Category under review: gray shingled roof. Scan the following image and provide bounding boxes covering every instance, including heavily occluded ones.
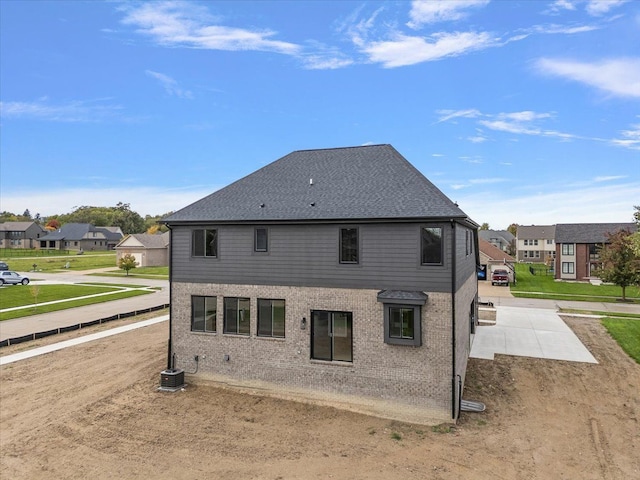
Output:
[555,223,636,243]
[163,145,471,224]
[478,230,514,243]
[122,233,170,248]
[40,223,123,242]
[516,225,555,240]
[0,222,40,232]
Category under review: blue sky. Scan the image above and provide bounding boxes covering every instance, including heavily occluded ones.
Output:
[1,0,638,228]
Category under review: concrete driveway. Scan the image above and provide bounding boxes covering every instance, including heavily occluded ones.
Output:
[471,305,598,364]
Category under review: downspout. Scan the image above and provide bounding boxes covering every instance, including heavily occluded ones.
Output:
[450,220,457,420]
[166,224,174,370]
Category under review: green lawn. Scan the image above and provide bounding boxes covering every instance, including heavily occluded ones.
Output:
[0,283,154,321]
[1,251,116,273]
[602,318,640,364]
[89,266,169,279]
[510,264,640,303]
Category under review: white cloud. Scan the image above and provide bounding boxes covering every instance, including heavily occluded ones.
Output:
[455,182,640,227]
[585,0,629,16]
[120,1,301,55]
[436,109,482,123]
[363,31,497,67]
[536,57,640,98]
[0,98,123,122]
[594,175,628,182]
[407,0,490,28]
[0,186,218,218]
[610,122,640,150]
[145,70,193,98]
[468,135,487,143]
[547,0,628,16]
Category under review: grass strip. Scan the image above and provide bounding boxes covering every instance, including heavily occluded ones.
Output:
[601,318,640,364]
[0,290,151,321]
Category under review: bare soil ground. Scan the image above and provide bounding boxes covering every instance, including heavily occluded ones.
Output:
[1,316,638,480]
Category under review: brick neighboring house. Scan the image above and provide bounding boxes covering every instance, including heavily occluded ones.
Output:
[162,144,480,425]
[555,223,637,281]
[115,232,169,267]
[0,222,46,249]
[516,225,556,264]
[39,223,123,251]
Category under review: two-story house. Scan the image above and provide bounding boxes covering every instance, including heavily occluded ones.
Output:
[478,229,514,253]
[555,223,637,281]
[516,225,556,265]
[162,145,479,425]
[0,221,46,249]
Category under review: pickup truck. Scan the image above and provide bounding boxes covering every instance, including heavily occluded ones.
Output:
[491,269,510,286]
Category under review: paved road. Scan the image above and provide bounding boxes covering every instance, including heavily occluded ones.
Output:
[0,270,169,341]
[1,275,638,342]
[478,281,640,315]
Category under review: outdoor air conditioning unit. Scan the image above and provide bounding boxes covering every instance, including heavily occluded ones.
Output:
[159,368,185,391]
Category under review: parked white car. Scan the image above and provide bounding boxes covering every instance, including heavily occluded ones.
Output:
[0,271,30,286]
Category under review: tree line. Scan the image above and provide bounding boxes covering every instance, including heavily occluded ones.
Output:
[0,203,172,235]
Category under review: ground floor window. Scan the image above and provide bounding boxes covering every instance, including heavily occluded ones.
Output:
[562,262,574,274]
[311,310,352,362]
[191,296,216,333]
[257,299,285,337]
[384,305,422,346]
[224,297,250,335]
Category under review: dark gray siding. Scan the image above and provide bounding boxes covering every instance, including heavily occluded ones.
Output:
[171,222,454,292]
[455,223,478,290]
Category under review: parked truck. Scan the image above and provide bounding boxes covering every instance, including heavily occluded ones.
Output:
[491,268,510,286]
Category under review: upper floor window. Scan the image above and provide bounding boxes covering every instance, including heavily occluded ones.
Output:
[561,243,575,255]
[255,228,268,252]
[257,299,285,337]
[421,227,443,265]
[193,229,217,257]
[340,228,358,264]
[546,239,553,245]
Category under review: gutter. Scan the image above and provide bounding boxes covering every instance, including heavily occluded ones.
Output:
[450,219,457,420]
[166,224,174,370]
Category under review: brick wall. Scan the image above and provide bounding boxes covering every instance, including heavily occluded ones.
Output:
[171,282,458,424]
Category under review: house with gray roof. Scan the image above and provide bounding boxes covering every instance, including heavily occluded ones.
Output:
[0,221,46,249]
[115,232,169,267]
[39,223,123,251]
[516,225,556,264]
[478,229,514,253]
[555,222,637,280]
[162,144,479,425]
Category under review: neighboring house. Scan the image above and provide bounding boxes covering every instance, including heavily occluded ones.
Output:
[162,144,479,425]
[39,223,123,251]
[555,223,637,281]
[516,225,556,264]
[478,229,514,253]
[0,222,46,249]
[115,232,169,267]
[478,239,516,282]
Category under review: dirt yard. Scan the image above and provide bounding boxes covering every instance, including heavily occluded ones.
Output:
[1,316,638,480]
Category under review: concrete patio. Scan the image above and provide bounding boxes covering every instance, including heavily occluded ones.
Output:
[471,305,598,364]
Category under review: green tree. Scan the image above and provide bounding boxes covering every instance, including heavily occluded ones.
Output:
[595,229,640,301]
[118,253,138,276]
[480,222,490,230]
[632,206,640,256]
[507,223,518,236]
